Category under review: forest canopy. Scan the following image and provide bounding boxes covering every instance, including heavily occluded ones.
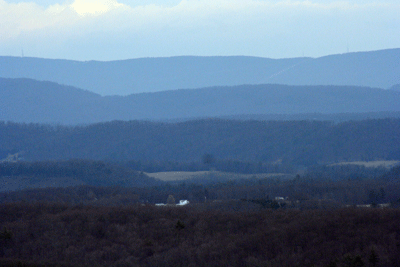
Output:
[1,118,399,165]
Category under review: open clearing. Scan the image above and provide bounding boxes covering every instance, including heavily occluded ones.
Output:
[330,160,400,168]
[145,171,211,181]
[145,171,292,182]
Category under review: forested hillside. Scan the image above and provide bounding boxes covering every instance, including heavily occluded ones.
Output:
[0,160,162,192]
[2,78,400,124]
[220,111,400,123]
[1,118,399,165]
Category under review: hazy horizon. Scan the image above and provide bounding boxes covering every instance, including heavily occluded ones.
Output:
[1,0,399,61]
[2,48,399,62]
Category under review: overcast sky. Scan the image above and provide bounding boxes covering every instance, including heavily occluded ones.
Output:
[1,0,399,61]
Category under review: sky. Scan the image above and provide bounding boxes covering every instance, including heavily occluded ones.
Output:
[1,0,399,61]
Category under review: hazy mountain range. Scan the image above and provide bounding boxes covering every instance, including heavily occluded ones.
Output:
[1,78,400,125]
[1,48,399,96]
[390,84,400,91]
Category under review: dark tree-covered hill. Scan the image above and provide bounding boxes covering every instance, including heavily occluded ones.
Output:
[1,119,399,165]
[0,160,163,192]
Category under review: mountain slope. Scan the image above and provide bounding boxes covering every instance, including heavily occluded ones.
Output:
[267,48,400,89]
[1,48,399,95]
[0,56,306,95]
[0,78,107,124]
[1,78,400,124]
[390,84,400,91]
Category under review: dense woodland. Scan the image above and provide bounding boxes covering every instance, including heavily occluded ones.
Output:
[0,160,162,189]
[220,111,400,123]
[1,118,400,165]
[1,203,400,266]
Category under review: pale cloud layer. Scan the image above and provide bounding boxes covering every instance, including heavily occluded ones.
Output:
[1,0,399,60]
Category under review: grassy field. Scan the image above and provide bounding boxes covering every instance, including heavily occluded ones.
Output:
[330,160,400,168]
[145,171,292,182]
[145,171,210,181]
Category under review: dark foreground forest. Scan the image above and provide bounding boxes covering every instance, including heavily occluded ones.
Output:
[1,203,400,267]
[0,165,399,266]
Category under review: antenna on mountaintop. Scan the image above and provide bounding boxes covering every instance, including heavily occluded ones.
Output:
[21,49,24,57]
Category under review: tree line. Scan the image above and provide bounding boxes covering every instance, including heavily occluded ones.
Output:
[1,163,399,206]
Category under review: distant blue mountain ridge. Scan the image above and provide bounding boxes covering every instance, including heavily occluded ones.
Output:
[0,48,399,95]
[390,84,400,91]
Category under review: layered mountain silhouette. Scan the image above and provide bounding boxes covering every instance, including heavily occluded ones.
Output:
[1,78,400,125]
[266,49,400,89]
[390,84,400,91]
[1,48,399,95]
